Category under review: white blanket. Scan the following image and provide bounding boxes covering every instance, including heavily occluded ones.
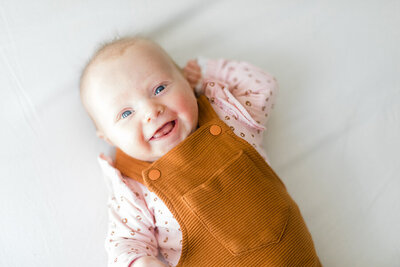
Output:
[1,0,399,266]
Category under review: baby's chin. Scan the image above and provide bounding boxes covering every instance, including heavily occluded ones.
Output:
[120,151,159,163]
[119,121,198,162]
[118,141,180,163]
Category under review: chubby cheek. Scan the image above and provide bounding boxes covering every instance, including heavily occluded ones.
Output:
[174,91,198,130]
[113,125,150,155]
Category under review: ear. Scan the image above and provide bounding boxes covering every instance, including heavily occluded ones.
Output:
[96,130,114,146]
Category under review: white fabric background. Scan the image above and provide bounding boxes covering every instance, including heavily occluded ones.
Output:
[1,0,399,266]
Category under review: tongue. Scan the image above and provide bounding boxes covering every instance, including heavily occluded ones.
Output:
[153,121,174,139]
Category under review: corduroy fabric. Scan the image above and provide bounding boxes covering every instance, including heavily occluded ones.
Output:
[115,94,321,266]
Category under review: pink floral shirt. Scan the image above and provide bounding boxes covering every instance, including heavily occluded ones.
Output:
[98,58,279,266]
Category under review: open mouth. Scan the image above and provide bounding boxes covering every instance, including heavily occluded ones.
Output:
[149,120,177,141]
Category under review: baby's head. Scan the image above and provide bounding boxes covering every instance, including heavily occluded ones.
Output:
[80,37,198,162]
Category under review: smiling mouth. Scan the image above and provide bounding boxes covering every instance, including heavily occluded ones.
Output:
[150,120,176,141]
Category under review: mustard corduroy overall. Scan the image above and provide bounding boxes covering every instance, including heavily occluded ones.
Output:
[115,94,321,266]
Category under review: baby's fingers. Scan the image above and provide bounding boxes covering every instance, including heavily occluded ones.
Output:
[185,59,201,71]
[183,69,200,81]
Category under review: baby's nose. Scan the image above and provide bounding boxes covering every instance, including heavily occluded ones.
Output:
[145,106,164,123]
[146,109,163,122]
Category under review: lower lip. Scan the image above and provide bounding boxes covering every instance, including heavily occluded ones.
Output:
[149,120,178,142]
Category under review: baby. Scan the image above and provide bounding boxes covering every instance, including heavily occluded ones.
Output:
[80,37,321,267]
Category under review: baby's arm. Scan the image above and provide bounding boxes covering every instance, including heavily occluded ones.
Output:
[184,58,279,128]
[99,156,166,267]
[105,193,167,267]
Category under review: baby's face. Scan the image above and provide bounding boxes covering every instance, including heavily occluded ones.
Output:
[86,41,198,162]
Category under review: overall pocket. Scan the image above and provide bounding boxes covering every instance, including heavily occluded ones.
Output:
[182,149,290,256]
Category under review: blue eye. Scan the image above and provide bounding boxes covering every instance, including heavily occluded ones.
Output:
[155,85,165,95]
[121,110,132,119]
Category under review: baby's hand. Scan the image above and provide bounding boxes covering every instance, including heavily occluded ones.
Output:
[131,256,168,267]
[183,59,202,89]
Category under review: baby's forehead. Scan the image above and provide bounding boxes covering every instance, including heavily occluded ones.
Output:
[94,45,175,84]
[83,38,180,101]
[87,42,177,96]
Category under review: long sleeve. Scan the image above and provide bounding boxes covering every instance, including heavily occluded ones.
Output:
[196,58,279,130]
[194,58,279,164]
[98,156,160,267]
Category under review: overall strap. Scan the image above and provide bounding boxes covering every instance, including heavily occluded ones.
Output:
[197,94,220,126]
